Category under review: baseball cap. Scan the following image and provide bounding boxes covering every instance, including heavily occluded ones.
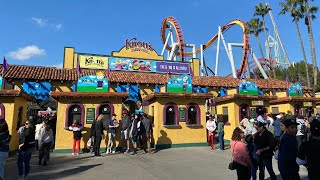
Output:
[283,116,298,128]
[276,115,281,119]
[249,118,255,123]
[122,110,128,114]
[257,116,266,124]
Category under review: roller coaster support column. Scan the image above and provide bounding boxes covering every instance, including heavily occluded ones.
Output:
[161,28,172,56]
[200,44,204,76]
[220,30,236,78]
[168,43,179,60]
[215,26,222,76]
[185,44,196,58]
[227,43,242,78]
[250,49,268,79]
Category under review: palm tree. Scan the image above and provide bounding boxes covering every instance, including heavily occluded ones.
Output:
[300,0,318,86]
[279,0,311,87]
[254,3,276,78]
[247,18,270,77]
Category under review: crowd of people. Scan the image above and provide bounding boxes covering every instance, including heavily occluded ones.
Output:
[230,112,320,180]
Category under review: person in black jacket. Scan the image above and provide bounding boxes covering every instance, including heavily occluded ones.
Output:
[90,114,105,157]
[254,121,277,180]
[129,114,139,155]
[17,120,36,180]
[0,118,10,180]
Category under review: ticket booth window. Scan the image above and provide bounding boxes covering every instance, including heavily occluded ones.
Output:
[187,104,200,125]
[294,104,302,116]
[240,104,249,120]
[67,105,82,127]
[164,103,178,125]
[99,104,112,129]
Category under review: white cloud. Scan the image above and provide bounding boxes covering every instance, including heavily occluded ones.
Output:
[8,45,46,61]
[55,24,62,31]
[31,17,62,31]
[52,63,63,69]
[31,17,47,27]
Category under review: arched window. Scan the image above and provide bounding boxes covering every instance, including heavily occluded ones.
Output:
[65,103,84,127]
[186,103,200,125]
[163,103,178,125]
[96,103,114,129]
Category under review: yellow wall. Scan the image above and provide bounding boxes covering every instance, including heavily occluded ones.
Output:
[189,58,200,77]
[276,91,287,98]
[149,98,207,145]
[52,82,74,92]
[139,84,155,99]
[55,97,123,151]
[216,101,238,140]
[227,89,238,95]
[63,47,75,69]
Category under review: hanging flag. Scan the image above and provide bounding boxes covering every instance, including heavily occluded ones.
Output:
[254,70,257,82]
[77,60,82,78]
[286,74,290,84]
[2,57,9,72]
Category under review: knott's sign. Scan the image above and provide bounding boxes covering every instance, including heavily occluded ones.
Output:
[79,55,108,69]
[125,38,153,54]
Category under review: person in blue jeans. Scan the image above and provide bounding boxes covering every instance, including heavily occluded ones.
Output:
[17,120,35,180]
[0,118,11,180]
[216,118,224,150]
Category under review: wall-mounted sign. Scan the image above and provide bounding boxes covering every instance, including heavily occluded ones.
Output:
[22,82,51,101]
[79,55,108,69]
[125,38,153,54]
[239,79,259,95]
[167,74,192,93]
[108,57,190,74]
[77,72,108,92]
[252,100,264,106]
[86,108,95,124]
[303,102,312,107]
[288,82,303,97]
[179,107,186,122]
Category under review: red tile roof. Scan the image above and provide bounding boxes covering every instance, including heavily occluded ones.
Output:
[143,93,214,102]
[1,64,312,91]
[270,97,320,104]
[0,90,35,101]
[214,94,278,103]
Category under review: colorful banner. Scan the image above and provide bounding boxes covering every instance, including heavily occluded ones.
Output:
[108,58,190,74]
[79,55,108,69]
[156,61,190,74]
[288,82,303,97]
[109,58,156,71]
[22,82,51,101]
[239,79,259,95]
[77,72,108,92]
[167,74,192,93]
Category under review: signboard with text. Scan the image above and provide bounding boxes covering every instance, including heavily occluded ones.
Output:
[79,55,108,69]
[86,108,95,124]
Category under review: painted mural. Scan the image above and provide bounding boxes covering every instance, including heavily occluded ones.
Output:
[77,72,108,92]
[22,82,51,101]
[288,82,303,97]
[0,76,2,90]
[167,74,192,93]
[239,79,259,95]
[108,58,190,74]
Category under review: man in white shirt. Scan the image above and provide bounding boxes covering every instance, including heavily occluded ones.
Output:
[35,119,44,151]
[296,115,307,148]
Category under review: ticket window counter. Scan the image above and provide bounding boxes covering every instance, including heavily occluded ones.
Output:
[99,104,112,123]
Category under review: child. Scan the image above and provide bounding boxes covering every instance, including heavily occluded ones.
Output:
[245,134,259,180]
[68,120,83,155]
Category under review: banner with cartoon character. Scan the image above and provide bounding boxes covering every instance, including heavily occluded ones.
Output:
[167,74,192,93]
[77,71,108,92]
[108,58,156,72]
[108,58,190,74]
[239,79,259,95]
[288,82,303,97]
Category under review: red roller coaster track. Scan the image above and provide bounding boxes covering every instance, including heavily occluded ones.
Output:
[161,16,250,78]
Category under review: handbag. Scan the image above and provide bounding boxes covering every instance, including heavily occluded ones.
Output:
[228,142,238,170]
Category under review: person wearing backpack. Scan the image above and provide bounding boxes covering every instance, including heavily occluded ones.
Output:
[0,118,11,180]
[296,115,307,148]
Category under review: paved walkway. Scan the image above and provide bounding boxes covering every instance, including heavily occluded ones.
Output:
[5,147,308,180]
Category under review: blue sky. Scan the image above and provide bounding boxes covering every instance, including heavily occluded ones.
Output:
[0,0,318,76]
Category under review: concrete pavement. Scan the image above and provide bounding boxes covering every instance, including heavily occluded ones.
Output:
[5,147,308,180]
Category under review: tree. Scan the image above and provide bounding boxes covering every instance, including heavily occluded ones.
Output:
[254,3,276,78]
[247,18,270,77]
[299,0,318,86]
[279,0,311,87]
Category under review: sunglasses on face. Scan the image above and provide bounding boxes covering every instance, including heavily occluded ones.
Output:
[25,123,29,125]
